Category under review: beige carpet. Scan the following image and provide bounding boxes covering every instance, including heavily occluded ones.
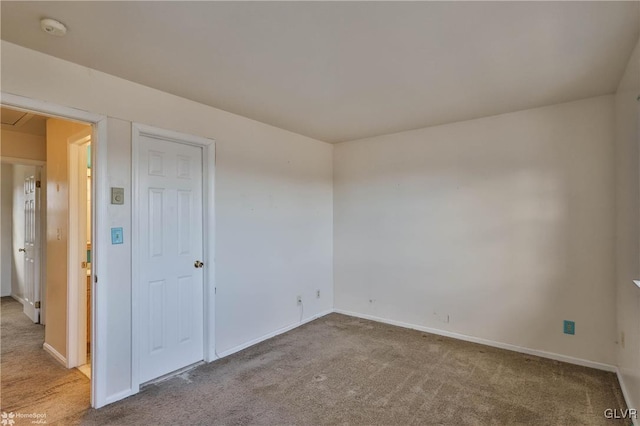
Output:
[1,297,90,423]
[1,297,630,425]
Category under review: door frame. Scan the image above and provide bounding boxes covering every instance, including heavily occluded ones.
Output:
[67,128,92,368]
[131,123,216,392]
[1,92,108,408]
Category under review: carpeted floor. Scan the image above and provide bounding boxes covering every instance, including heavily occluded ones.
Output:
[1,296,630,425]
[1,297,90,423]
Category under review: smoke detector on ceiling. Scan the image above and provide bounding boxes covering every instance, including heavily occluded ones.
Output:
[40,18,67,37]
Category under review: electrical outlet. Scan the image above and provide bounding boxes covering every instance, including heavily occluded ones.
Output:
[563,320,575,335]
[316,290,321,298]
[297,296,302,306]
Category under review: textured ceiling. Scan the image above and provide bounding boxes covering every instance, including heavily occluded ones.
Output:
[1,1,638,143]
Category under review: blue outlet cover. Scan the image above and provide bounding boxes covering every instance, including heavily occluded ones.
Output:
[563,320,575,335]
[111,227,124,245]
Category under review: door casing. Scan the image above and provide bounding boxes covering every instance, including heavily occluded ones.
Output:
[1,92,108,408]
[67,128,92,368]
[131,123,216,392]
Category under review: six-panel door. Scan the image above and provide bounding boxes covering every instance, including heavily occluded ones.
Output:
[138,135,205,383]
[23,173,40,323]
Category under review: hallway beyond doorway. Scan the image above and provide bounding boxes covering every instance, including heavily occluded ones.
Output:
[0,297,89,422]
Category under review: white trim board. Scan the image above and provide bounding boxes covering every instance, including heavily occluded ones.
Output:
[10,294,26,306]
[104,389,136,406]
[617,369,639,425]
[66,129,92,370]
[1,92,104,124]
[333,309,617,372]
[131,123,216,393]
[0,157,46,166]
[216,309,334,359]
[43,343,66,366]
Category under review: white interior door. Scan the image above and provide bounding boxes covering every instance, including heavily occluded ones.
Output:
[138,135,204,383]
[23,172,41,323]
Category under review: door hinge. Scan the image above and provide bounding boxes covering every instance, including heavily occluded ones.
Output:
[35,301,41,308]
[35,180,41,188]
[94,275,98,283]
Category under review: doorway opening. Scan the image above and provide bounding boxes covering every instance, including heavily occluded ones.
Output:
[68,128,92,379]
[0,105,95,407]
[2,161,44,321]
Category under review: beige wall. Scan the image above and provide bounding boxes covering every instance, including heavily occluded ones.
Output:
[44,118,91,358]
[334,95,617,366]
[1,129,46,161]
[1,164,13,296]
[615,36,640,410]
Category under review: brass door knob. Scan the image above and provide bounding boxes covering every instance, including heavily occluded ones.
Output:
[194,260,204,268]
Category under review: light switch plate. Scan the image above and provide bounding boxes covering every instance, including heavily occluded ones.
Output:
[111,187,124,205]
[111,227,123,245]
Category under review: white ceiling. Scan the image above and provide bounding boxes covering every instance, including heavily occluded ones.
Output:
[1,2,638,143]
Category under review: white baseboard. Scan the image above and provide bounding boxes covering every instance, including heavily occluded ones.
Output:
[616,369,638,425]
[11,294,25,305]
[43,342,66,366]
[103,310,333,409]
[334,309,617,372]
[103,389,135,406]
[216,309,334,359]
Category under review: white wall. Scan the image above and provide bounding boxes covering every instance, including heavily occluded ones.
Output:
[3,35,628,407]
[215,123,334,353]
[1,164,13,297]
[615,36,640,410]
[334,95,616,366]
[1,41,333,404]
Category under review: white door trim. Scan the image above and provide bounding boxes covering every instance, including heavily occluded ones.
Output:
[1,157,46,166]
[67,129,91,368]
[1,91,108,408]
[131,123,216,392]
